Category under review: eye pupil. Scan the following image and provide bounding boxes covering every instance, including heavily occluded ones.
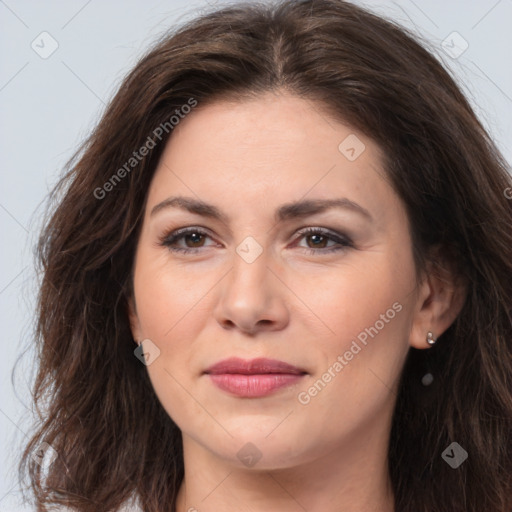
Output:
[308,234,327,248]
[186,232,204,246]
[162,227,348,255]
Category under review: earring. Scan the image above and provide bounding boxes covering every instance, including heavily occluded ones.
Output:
[426,331,437,346]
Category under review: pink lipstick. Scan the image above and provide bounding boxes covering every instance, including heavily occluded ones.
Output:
[204,357,307,398]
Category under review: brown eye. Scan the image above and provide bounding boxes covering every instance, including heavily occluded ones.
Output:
[305,233,329,249]
[182,231,206,247]
[295,227,353,255]
[159,227,215,253]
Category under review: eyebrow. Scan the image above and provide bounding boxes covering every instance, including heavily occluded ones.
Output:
[150,196,373,223]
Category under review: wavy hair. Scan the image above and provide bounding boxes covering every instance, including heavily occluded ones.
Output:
[19,1,512,511]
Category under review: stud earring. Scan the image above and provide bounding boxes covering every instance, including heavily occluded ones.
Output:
[426,331,437,346]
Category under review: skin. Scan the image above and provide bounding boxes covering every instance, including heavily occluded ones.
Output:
[128,91,465,512]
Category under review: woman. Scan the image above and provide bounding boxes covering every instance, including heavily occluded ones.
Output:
[20,0,512,511]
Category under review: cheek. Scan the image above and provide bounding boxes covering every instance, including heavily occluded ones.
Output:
[132,247,212,341]
[131,251,213,405]
[301,250,414,349]
[131,251,209,420]
[299,248,415,408]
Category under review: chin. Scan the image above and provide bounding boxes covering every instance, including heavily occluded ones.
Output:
[195,422,317,470]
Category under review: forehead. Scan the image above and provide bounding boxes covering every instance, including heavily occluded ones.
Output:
[144,92,401,227]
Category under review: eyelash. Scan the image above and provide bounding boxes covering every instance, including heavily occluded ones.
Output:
[158,226,353,255]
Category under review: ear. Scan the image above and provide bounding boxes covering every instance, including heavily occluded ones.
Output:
[126,295,143,344]
[409,246,467,349]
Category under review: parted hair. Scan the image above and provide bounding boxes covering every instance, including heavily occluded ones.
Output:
[19,1,512,511]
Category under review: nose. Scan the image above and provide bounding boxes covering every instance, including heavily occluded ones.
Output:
[213,246,290,335]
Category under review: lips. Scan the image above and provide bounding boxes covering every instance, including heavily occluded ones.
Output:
[204,357,307,398]
[204,357,307,376]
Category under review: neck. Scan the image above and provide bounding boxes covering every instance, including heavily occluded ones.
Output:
[175,426,395,512]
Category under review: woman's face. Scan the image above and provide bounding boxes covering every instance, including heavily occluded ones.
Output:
[129,92,425,470]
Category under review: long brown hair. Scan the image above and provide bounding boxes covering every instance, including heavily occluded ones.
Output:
[19,1,512,510]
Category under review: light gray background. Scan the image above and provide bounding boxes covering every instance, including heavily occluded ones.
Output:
[1,0,511,510]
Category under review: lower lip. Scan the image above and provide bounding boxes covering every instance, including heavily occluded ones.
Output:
[207,373,305,398]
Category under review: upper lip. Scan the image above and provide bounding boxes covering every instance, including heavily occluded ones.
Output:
[204,357,307,375]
